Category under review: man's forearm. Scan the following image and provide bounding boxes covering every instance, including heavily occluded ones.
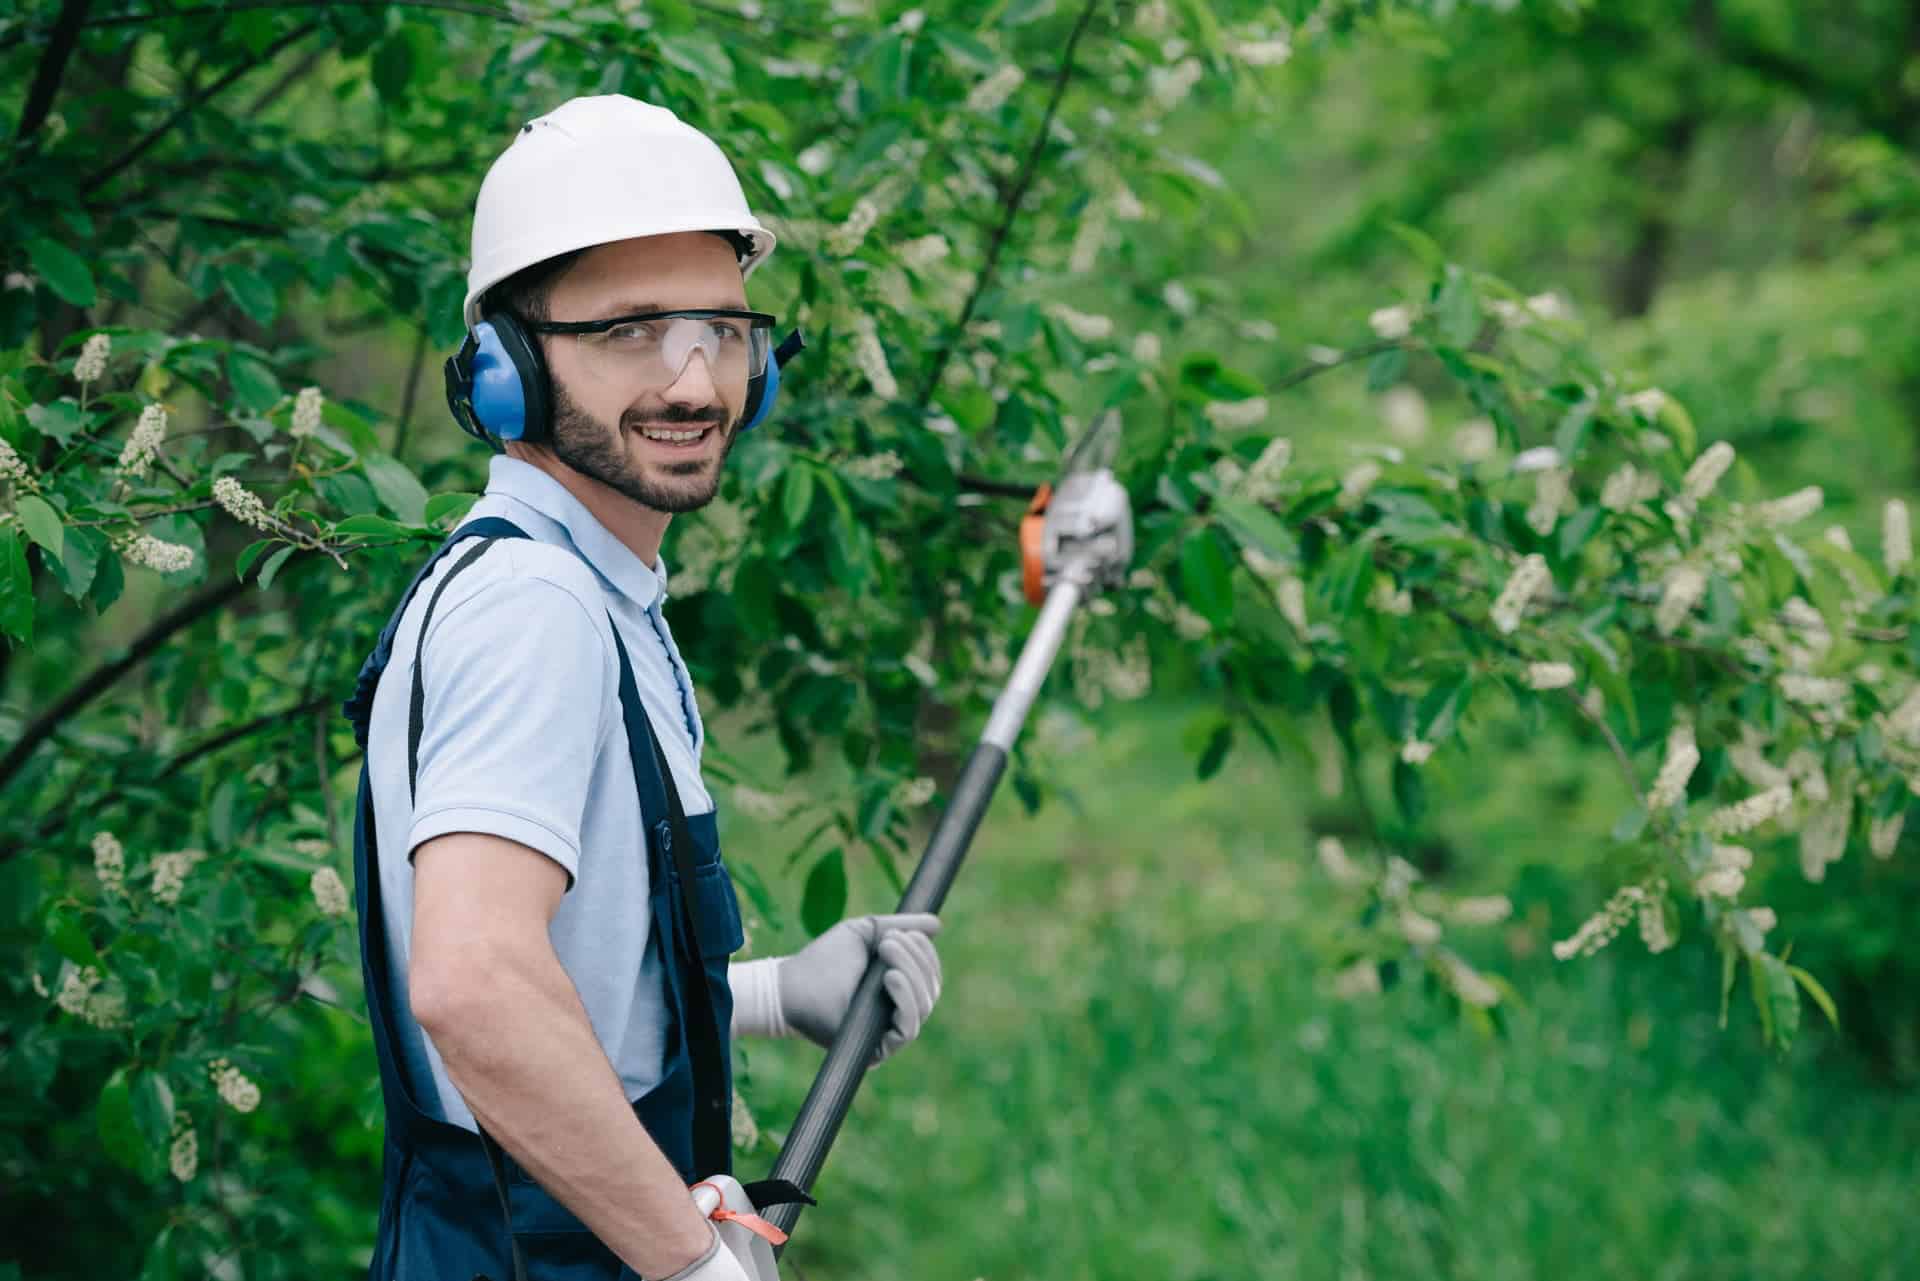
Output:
[420,943,713,1277]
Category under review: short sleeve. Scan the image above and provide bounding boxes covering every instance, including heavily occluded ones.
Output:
[404,571,613,886]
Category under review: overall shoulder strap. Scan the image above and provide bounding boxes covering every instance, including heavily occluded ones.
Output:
[341,517,532,745]
[609,625,734,1179]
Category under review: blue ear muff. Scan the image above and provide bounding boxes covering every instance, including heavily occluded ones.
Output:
[741,330,806,433]
[469,316,553,442]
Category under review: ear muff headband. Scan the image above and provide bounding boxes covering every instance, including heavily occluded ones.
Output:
[445,320,803,442]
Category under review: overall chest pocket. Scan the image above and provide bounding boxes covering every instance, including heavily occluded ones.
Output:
[658,817,744,960]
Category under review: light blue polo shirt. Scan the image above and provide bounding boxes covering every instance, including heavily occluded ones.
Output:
[364,454,715,1132]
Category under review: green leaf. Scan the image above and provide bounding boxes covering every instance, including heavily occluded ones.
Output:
[1215,496,1297,563]
[728,859,784,932]
[425,491,480,527]
[1003,0,1055,23]
[1196,721,1233,780]
[130,1071,175,1156]
[1392,756,1427,825]
[362,452,428,524]
[1383,222,1445,270]
[1754,952,1801,1051]
[0,529,34,643]
[25,399,85,444]
[1787,964,1840,1032]
[800,847,847,937]
[97,1069,156,1179]
[48,907,100,968]
[256,546,296,591]
[27,236,96,306]
[1435,267,1480,347]
[781,464,816,530]
[234,538,275,581]
[228,353,281,413]
[332,514,415,539]
[220,262,277,328]
[15,494,63,562]
[1179,526,1235,627]
[1365,347,1408,392]
[371,32,416,102]
[48,523,103,600]
[658,34,735,90]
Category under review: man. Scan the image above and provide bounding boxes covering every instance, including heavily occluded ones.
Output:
[341,96,944,1281]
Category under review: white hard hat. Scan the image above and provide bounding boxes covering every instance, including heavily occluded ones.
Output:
[463,95,776,327]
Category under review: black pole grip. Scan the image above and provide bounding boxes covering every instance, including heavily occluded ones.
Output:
[762,741,1010,1242]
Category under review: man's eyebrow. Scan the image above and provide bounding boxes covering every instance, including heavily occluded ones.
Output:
[586,299,748,319]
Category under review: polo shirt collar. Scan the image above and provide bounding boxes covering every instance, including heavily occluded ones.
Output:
[483,455,671,609]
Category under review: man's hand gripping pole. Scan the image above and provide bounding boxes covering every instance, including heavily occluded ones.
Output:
[758,413,1134,1247]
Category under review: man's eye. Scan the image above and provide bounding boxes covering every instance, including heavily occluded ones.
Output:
[604,322,658,344]
[708,321,747,344]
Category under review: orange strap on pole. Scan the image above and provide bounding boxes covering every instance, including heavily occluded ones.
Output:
[1020,483,1052,606]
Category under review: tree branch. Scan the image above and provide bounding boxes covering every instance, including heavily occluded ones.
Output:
[158,692,333,779]
[912,0,1104,409]
[78,22,320,196]
[0,574,250,790]
[13,0,94,143]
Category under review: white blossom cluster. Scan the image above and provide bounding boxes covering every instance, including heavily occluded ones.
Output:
[890,776,937,808]
[825,172,910,258]
[1695,843,1753,898]
[1368,304,1415,340]
[1448,895,1513,926]
[849,315,899,400]
[0,436,32,486]
[1369,580,1412,616]
[731,784,793,822]
[1440,950,1501,1006]
[843,450,903,481]
[124,535,194,574]
[1489,293,1569,327]
[1884,499,1911,577]
[150,848,204,906]
[213,476,274,530]
[966,64,1025,113]
[1704,784,1793,837]
[1599,462,1660,512]
[1870,810,1906,859]
[292,385,323,438]
[1800,794,1852,882]
[310,867,349,917]
[1526,467,1571,536]
[1647,723,1700,811]
[1777,673,1849,706]
[1068,198,1110,275]
[1655,563,1707,635]
[1148,57,1203,111]
[1637,896,1674,953]
[73,332,111,383]
[731,1092,760,1151]
[1234,37,1293,66]
[209,1058,262,1113]
[1490,554,1550,634]
[1203,397,1268,429]
[1552,879,1664,961]
[1049,305,1114,343]
[1132,331,1162,364]
[1622,388,1671,419]
[1400,739,1435,765]
[1398,906,1442,945]
[117,403,168,478]
[1172,603,1212,640]
[54,964,101,1016]
[1339,461,1381,507]
[1452,418,1496,462]
[169,1122,198,1182]
[1526,661,1576,691]
[894,234,950,272]
[1316,836,1366,885]
[1755,485,1823,527]
[92,831,125,894]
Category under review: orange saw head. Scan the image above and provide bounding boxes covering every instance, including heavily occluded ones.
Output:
[1017,411,1133,606]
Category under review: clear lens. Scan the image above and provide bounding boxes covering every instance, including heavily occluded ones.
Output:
[572,314,769,390]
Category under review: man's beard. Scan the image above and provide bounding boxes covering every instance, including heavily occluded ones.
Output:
[547,381,738,515]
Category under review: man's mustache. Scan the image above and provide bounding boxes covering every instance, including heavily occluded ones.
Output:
[623,403,729,430]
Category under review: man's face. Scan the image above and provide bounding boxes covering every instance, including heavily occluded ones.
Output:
[539,232,748,514]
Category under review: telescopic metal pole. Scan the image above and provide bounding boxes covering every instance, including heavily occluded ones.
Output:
[760,417,1132,1245]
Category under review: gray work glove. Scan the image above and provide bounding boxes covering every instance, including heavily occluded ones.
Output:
[778,913,942,1065]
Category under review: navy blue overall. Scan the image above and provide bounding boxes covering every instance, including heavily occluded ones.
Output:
[343,517,742,1281]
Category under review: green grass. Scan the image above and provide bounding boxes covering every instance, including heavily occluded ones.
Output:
[713,700,1919,1281]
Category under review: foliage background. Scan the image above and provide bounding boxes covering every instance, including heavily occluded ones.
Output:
[2,1,1917,1277]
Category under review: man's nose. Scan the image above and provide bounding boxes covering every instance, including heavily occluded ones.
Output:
[660,346,719,407]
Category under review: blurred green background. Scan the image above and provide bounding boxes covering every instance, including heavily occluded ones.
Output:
[11,2,1920,1276]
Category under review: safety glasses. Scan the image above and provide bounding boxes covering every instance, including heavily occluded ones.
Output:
[527,308,775,391]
